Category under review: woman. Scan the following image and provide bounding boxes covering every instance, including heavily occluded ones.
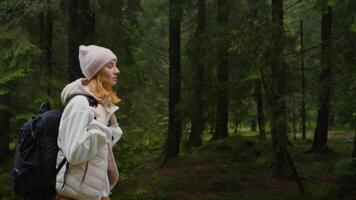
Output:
[55,45,123,200]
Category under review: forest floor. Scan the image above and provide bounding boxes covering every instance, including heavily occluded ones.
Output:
[112,130,356,200]
[1,130,356,200]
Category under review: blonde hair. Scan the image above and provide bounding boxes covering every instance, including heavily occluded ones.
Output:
[88,67,121,107]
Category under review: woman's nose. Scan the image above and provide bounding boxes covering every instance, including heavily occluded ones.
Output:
[114,66,120,74]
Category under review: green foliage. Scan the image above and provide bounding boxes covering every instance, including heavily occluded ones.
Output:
[0,29,40,111]
[0,30,39,85]
[0,0,355,199]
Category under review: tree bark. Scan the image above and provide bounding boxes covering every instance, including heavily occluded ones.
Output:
[68,0,95,82]
[161,0,182,164]
[255,80,266,139]
[188,0,206,148]
[45,0,53,96]
[40,0,54,96]
[68,0,81,81]
[80,0,95,44]
[300,20,306,140]
[212,0,230,140]
[247,0,266,140]
[269,0,288,174]
[251,119,257,132]
[234,111,238,135]
[309,7,333,153]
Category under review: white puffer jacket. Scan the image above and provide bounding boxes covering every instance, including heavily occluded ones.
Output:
[56,78,123,200]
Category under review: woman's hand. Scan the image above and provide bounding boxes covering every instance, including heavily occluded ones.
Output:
[90,104,108,124]
[109,114,118,126]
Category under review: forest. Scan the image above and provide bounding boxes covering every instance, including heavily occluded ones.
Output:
[0,0,356,199]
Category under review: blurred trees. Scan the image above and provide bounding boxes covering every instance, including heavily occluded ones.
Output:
[0,0,355,173]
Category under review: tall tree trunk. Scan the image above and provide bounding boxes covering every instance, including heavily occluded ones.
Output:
[68,0,95,81]
[46,0,53,96]
[188,0,206,148]
[247,0,266,140]
[161,0,182,165]
[212,0,229,140]
[300,20,306,140]
[310,6,332,153]
[39,1,53,96]
[270,0,288,174]
[68,0,81,81]
[80,0,95,44]
[41,0,54,96]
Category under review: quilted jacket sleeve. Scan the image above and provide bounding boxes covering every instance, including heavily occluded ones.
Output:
[58,95,112,165]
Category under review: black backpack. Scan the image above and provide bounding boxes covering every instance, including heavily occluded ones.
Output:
[12,95,97,199]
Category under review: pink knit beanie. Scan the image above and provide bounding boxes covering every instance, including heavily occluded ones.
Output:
[79,45,117,80]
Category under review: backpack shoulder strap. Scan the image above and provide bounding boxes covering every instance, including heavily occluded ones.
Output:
[83,95,98,108]
[64,95,98,109]
[55,157,67,175]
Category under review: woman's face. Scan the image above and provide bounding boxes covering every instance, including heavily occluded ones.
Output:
[100,59,120,88]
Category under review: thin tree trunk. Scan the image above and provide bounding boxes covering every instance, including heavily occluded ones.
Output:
[68,0,81,81]
[234,111,238,135]
[39,6,45,52]
[309,7,332,153]
[80,0,95,44]
[45,0,53,96]
[256,80,266,139]
[161,0,182,166]
[188,0,206,148]
[212,0,229,140]
[251,119,257,132]
[300,20,306,140]
[283,147,304,193]
[247,0,266,140]
[68,0,95,82]
[292,96,297,140]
